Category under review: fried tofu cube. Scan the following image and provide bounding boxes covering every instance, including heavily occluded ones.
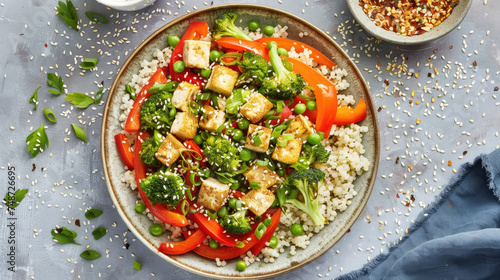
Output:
[284,115,315,141]
[243,165,279,189]
[183,40,211,69]
[239,93,273,123]
[197,177,230,212]
[245,125,272,153]
[155,134,184,166]
[171,112,198,140]
[205,65,239,97]
[199,104,226,132]
[271,137,302,164]
[172,82,199,112]
[241,188,275,217]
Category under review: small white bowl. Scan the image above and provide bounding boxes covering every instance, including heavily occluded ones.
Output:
[97,0,156,11]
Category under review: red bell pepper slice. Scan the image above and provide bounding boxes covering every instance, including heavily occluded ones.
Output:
[216,37,269,61]
[124,68,168,132]
[114,133,134,170]
[133,132,189,227]
[269,105,292,126]
[169,22,209,88]
[158,229,207,255]
[256,37,336,68]
[189,206,238,247]
[190,209,281,260]
[333,99,367,125]
[283,56,338,135]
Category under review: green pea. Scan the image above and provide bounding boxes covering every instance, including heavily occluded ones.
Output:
[209,239,219,249]
[193,134,203,145]
[135,203,146,214]
[167,35,180,47]
[248,20,260,31]
[230,182,240,190]
[239,149,252,162]
[306,100,317,111]
[276,169,285,177]
[294,103,306,115]
[232,129,244,142]
[149,224,163,236]
[290,223,303,236]
[269,236,279,248]
[307,133,322,145]
[228,198,238,209]
[209,50,222,62]
[200,68,211,79]
[173,60,185,73]
[277,48,288,57]
[267,41,278,50]
[217,206,228,218]
[236,261,247,271]
[263,26,275,37]
[237,118,250,130]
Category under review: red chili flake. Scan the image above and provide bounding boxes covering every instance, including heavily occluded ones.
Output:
[20,33,24,36]
[449,45,453,49]
[396,193,400,198]
[347,228,351,233]
[44,43,47,48]
[75,219,81,227]
[377,107,382,112]
[32,163,36,171]
[396,156,400,164]
[449,203,453,206]
[433,49,438,53]
[410,195,415,202]
[384,79,389,86]
[494,86,499,92]
[473,61,477,67]
[409,100,413,104]
[405,201,410,207]
[463,151,468,156]
[368,221,371,224]
[377,62,381,67]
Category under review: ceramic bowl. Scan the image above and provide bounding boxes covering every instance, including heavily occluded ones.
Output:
[96,0,156,11]
[101,4,380,279]
[346,0,472,45]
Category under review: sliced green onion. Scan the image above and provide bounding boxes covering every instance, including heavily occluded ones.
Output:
[85,12,108,24]
[282,134,294,141]
[216,123,227,134]
[189,172,202,186]
[249,182,261,189]
[133,261,142,270]
[253,135,262,146]
[298,94,316,101]
[276,100,284,113]
[254,229,263,240]
[277,138,288,147]
[236,241,245,248]
[256,158,269,167]
[80,58,99,70]
[263,218,272,227]
[189,101,201,115]
[71,124,88,143]
[43,108,57,123]
[186,187,193,201]
[318,131,325,139]
[181,200,190,215]
[196,92,211,101]
[263,109,275,119]
[211,93,219,109]
[207,210,218,220]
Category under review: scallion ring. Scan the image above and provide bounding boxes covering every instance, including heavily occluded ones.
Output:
[181,200,190,215]
[80,58,99,70]
[43,108,57,123]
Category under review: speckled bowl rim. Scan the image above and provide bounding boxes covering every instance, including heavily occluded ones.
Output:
[101,4,380,279]
[346,0,472,45]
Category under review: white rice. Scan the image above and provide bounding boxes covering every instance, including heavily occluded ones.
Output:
[117,24,369,266]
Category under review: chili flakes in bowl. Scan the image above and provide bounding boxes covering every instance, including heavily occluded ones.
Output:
[359,0,459,36]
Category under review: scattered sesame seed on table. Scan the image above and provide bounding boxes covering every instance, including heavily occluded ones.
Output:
[0,0,499,279]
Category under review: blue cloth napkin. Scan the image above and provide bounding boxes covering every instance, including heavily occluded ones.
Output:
[337,149,500,280]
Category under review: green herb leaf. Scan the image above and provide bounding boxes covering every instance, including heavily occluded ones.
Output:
[29,86,40,111]
[26,125,49,158]
[4,189,29,209]
[57,0,78,31]
[133,261,142,270]
[80,58,99,70]
[85,208,103,220]
[85,12,108,24]
[47,73,64,95]
[51,226,81,245]
[80,250,101,260]
[94,87,104,104]
[43,108,57,123]
[65,92,95,109]
[71,123,88,143]
[91,227,106,240]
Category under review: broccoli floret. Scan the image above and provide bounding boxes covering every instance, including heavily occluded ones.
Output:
[283,168,326,226]
[236,51,271,86]
[140,171,185,207]
[202,135,241,174]
[213,13,252,41]
[219,209,252,235]
[140,130,163,167]
[290,144,331,170]
[140,90,176,133]
[258,42,305,100]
